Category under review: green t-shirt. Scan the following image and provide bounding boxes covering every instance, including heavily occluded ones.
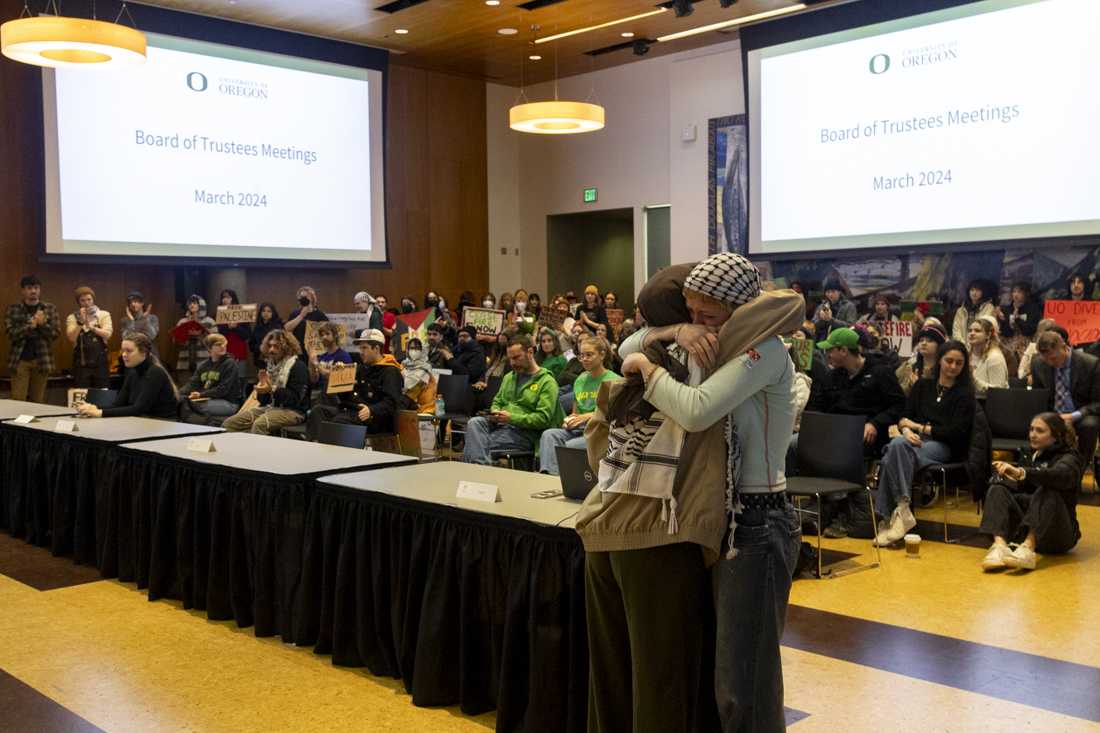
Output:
[573,370,620,415]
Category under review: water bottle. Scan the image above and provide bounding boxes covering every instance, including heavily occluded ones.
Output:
[435,395,446,417]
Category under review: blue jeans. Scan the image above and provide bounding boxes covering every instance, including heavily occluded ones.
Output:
[537,427,585,474]
[191,398,239,417]
[462,416,534,464]
[714,504,801,733]
[875,435,951,518]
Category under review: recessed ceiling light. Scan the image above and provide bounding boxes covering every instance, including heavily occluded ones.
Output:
[621,31,634,38]
[485,0,501,5]
[395,28,409,35]
[529,54,541,60]
[497,27,518,35]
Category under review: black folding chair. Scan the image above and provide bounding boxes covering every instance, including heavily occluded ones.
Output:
[984,387,1049,455]
[317,421,369,449]
[83,389,119,409]
[787,411,881,578]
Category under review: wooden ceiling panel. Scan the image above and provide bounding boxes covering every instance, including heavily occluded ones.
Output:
[131,0,822,86]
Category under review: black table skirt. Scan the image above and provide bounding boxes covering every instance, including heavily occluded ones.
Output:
[104,450,311,640]
[294,486,588,733]
[0,425,110,565]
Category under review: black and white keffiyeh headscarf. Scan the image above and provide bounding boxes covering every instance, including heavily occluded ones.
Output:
[685,253,762,558]
[684,252,761,308]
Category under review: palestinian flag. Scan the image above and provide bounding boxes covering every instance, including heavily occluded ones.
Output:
[394,308,436,357]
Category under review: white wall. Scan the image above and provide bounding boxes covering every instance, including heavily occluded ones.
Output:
[487,39,744,297]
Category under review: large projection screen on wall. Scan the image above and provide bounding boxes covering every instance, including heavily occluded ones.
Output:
[43,32,387,265]
[746,0,1100,256]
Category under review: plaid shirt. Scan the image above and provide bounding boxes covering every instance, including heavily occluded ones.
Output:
[6,301,61,373]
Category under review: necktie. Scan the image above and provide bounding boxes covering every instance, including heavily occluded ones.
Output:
[1055,366,1071,413]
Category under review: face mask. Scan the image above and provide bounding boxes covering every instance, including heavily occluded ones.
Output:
[483,300,494,308]
[427,298,440,308]
[515,301,527,314]
[401,302,414,314]
[408,349,423,360]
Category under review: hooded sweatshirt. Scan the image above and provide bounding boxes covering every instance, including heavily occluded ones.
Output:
[491,365,567,448]
[337,354,404,433]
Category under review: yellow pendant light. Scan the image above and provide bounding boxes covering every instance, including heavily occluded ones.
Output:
[509,26,604,135]
[1,2,146,68]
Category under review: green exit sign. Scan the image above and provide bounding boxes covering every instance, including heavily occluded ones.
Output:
[583,187,598,203]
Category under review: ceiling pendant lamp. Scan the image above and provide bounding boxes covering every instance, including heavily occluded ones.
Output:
[509,27,604,135]
[1,1,146,69]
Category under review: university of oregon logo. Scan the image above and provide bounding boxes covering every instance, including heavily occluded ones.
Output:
[869,53,891,74]
[186,71,208,92]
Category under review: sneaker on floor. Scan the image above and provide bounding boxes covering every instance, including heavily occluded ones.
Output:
[873,520,893,547]
[823,518,849,539]
[981,543,1013,571]
[881,503,917,545]
[1003,543,1037,570]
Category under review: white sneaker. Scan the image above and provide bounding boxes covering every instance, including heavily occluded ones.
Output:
[1003,544,1037,570]
[981,544,1013,571]
[873,519,893,547]
[881,503,918,545]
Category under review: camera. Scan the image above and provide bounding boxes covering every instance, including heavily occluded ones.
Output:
[298,296,311,307]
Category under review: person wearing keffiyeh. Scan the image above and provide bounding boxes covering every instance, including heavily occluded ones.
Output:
[578,254,804,733]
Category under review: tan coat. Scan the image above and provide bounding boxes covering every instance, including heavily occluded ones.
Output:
[576,290,805,566]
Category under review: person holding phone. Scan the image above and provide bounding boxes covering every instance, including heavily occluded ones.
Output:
[283,286,328,353]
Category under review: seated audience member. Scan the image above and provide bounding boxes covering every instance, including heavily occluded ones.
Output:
[858,294,898,331]
[400,337,437,413]
[1019,318,1057,382]
[980,412,1082,571]
[967,315,1009,396]
[875,341,976,545]
[807,326,906,536]
[284,286,327,351]
[215,289,251,365]
[375,294,395,352]
[456,290,477,322]
[307,329,403,440]
[481,292,497,309]
[66,286,112,388]
[309,321,353,397]
[179,333,242,422]
[952,278,996,342]
[996,281,1042,366]
[76,334,178,419]
[174,295,216,371]
[527,292,543,320]
[535,327,567,378]
[539,334,619,474]
[432,325,487,381]
[1066,272,1091,302]
[223,330,309,435]
[498,291,515,316]
[249,302,282,369]
[482,331,511,380]
[813,279,857,325]
[463,334,565,465]
[1029,330,1100,465]
[353,291,384,331]
[577,285,608,333]
[426,322,451,369]
[896,323,947,395]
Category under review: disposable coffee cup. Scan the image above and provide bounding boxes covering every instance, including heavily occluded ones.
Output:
[904,533,921,558]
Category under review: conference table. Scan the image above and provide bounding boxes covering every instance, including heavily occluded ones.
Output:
[113,432,416,638]
[0,398,75,421]
[297,462,586,733]
[0,414,222,563]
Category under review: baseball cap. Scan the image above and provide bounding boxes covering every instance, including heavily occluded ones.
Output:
[353,328,386,345]
[816,327,860,351]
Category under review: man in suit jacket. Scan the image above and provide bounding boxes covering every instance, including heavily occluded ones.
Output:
[1031,331,1100,465]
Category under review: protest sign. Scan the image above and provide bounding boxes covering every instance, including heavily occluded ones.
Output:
[304,320,347,356]
[1044,300,1100,345]
[462,307,506,336]
[783,337,814,372]
[326,363,357,394]
[215,303,257,325]
[881,320,914,358]
[327,312,373,348]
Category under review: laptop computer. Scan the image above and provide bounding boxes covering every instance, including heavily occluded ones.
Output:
[557,446,597,500]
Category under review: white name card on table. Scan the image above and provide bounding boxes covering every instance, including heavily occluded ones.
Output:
[54,419,79,433]
[187,437,217,453]
[12,414,37,424]
[456,480,502,503]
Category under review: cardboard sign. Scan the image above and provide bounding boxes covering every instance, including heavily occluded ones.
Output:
[215,303,257,325]
[67,388,89,409]
[783,337,814,373]
[187,437,217,453]
[327,312,374,348]
[540,308,568,333]
[456,480,502,503]
[1043,300,1100,345]
[326,363,357,394]
[462,307,506,336]
[880,320,914,358]
[304,320,347,357]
